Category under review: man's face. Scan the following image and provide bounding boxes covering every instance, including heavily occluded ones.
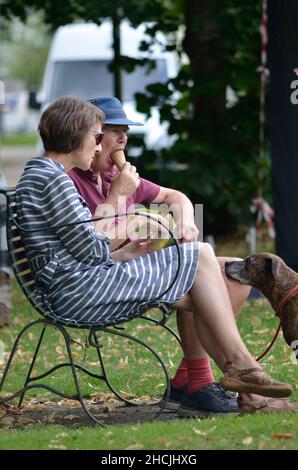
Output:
[91,124,129,173]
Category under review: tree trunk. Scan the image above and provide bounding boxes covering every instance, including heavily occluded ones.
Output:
[112,11,122,101]
[183,0,226,142]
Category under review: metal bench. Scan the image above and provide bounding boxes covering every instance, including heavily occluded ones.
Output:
[0,188,181,425]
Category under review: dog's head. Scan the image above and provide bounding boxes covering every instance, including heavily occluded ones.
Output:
[225,253,287,288]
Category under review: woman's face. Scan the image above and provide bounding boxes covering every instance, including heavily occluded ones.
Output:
[72,122,103,171]
[91,124,129,174]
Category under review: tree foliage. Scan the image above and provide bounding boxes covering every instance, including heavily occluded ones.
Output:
[4,14,51,88]
[135,1,269,234]
[1,0,271,234]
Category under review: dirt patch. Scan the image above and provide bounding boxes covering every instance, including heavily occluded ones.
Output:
[0,399,180,428]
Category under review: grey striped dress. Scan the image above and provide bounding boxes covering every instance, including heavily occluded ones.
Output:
[16,156,200,326]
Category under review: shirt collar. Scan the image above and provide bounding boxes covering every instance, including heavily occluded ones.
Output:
[72,168,98,183]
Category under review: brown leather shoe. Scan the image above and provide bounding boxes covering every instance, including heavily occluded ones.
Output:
[219,363,293,398]
[238,396,298,414]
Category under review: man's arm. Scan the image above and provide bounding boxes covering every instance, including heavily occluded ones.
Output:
[151,186,199,243]
[93,162,141,250]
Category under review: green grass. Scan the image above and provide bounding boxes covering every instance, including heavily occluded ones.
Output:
[1,133,38,146]
[0,282,298,450]
[1,413,298,450]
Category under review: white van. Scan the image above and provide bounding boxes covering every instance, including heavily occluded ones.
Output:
[39,21,178,153]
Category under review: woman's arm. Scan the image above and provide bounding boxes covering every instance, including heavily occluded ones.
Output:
[43,172,111,265]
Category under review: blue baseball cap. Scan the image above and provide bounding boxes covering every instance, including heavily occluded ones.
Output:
[88,96,144,126]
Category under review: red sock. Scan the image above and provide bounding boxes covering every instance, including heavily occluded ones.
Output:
[171,358,188,388]
[186,358,215,394]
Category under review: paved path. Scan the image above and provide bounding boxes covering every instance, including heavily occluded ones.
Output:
[0,146,37,186]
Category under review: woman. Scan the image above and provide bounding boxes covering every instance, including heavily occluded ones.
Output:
[16,96,292,400]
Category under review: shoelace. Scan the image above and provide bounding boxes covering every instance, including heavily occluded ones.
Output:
[208,384,236,401]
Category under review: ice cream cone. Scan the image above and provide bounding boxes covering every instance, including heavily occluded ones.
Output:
[111,150,126,170]
[147,238,175,252]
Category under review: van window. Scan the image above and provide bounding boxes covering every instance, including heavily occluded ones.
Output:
[49,59,168,102]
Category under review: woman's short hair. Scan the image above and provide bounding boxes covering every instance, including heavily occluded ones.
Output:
[38,96,105,154]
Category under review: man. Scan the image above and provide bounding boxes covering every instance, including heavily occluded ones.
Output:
[69,97,277,417]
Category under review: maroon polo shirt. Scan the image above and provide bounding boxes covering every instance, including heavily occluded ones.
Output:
[68,167,160,216]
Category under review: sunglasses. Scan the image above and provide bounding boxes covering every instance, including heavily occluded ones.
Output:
[88,129,104,145]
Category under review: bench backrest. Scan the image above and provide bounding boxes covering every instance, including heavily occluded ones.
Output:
[4,188,52,319]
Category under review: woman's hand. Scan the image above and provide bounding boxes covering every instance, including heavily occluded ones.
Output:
[111,239,153,262]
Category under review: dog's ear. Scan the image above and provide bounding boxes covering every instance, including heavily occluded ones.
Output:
[271,258,281,278]
[264,257,280,278]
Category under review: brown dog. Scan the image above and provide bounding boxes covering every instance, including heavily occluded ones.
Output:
[225,253,298,348]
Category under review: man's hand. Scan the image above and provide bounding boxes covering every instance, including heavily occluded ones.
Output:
[109,162,140,199]
[174,221,199,243]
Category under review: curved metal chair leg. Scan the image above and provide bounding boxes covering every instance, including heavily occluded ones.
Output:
[1,317,172,425]
[18,325,47,408]
[0,320,45,404]
[90,326,171,417]
[0,319,105,426]
[57,325,105,426]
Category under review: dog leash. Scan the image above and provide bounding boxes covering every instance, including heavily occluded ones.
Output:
[256,284,298,362]
[256,323,281,362]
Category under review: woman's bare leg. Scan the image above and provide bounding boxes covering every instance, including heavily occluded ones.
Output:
[176,256,251,361]
[173,243,258,371]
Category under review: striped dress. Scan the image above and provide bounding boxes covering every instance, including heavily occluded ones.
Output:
[16,156,200,326]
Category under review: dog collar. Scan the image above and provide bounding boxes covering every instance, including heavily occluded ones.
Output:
[276,284,298,317]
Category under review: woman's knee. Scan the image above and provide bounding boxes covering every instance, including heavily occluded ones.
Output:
[200,242,216,261]
[172,293,194,311]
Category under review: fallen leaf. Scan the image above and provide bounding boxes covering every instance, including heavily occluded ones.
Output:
[242,436,253,445]
[207,426,217,433]
[26,403,44,412]
[158,438,172,447]
[192,427,207,436]
[126,443,144,450]
[56,432,68,438]
[0,416,14,428]
[271,433,293,440]
[44,413,58,423]
[258,329,270,335]
[119,391,138,399]
[63,414,81,421]
[16,417,37,426]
